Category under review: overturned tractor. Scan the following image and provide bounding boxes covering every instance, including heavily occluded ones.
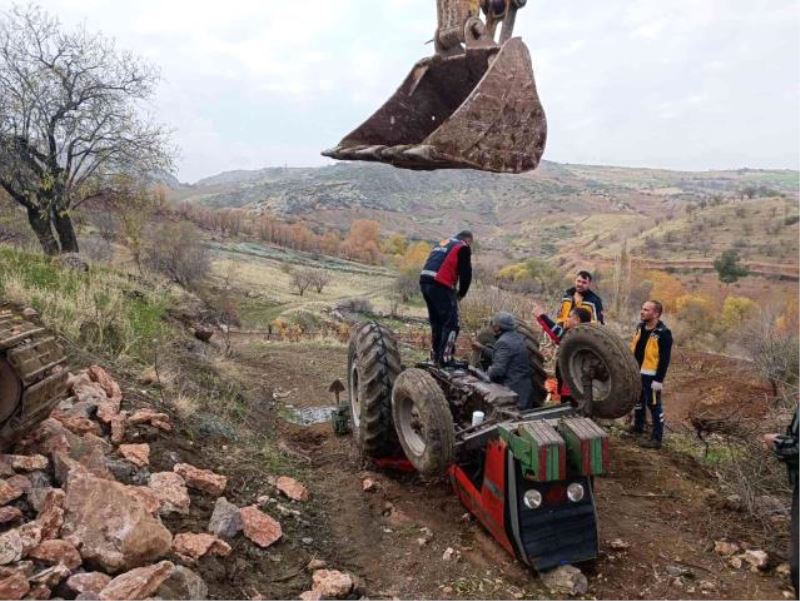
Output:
[346,320,639,570]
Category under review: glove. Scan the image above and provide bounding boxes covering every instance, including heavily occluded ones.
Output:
[651,381,663,392]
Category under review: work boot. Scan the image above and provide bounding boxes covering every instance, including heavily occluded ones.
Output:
[625,427,644,437]
[639,439,662,449]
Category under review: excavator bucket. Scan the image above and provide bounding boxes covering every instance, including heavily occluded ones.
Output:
[323,37,546,174]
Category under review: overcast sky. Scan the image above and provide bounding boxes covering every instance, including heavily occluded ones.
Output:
[6,0,799,182]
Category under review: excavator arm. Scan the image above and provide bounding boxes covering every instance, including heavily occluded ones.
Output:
[323,0,546,174]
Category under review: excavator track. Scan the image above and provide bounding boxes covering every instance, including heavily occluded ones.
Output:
[0,303,69,450]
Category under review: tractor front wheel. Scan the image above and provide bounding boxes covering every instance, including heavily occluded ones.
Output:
[391,368,454,478]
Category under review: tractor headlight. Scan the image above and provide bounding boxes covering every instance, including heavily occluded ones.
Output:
[567,483,585,503]
[523,489,542,510]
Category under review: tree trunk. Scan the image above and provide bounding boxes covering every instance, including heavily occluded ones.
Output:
[52,209,79,253]
[26,207,60,256]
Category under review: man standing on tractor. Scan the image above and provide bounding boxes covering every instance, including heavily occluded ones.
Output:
[419,231,473,366]
[551,270,604,338]
[471,312,534,410]
[629,300,673,449]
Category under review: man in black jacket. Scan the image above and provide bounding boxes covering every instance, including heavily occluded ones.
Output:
[765,408,798,595]
[475,312,533,410]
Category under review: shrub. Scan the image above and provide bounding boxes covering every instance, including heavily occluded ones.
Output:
[143,222,210,290]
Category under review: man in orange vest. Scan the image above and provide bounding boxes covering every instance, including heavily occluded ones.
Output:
[419,231,473,365]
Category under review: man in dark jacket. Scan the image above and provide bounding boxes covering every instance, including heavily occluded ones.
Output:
[551,270,604,338]
[764,408,798,595]
[479,312,533,410]
[419,231,473,365]
[629,300,673,449]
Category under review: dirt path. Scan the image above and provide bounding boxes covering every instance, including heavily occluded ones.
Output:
[217,338,793,600]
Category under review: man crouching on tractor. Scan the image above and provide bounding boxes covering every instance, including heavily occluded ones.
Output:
[419,231,473,366]
[471,312,534,410]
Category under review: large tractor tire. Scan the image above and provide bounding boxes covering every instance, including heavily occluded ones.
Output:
[557,324,640,419]
[391,368,454,478]
[347,321,402,458]
[470,317,548,407]
[0,304,69,450]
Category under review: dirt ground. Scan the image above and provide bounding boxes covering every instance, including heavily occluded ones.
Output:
[136,330,795,601]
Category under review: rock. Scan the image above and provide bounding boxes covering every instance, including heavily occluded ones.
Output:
[87,366,123,406]
[155,565,208,600]
[36,491,66,540]
[540,565,588,596]
[128,409,172,432]
[18,522,43,553]
[149,473,190,516]
[728,556,743,570]
[0,480,23,505]
[109,415,126,445]
[98,560,175,600]
[207,497,242,538]
[5,475,31,494]
[698,580,716,592]
[362,478,376,493]
[105,459,137,484]
[609,538,630,551]
[53,414,101,436]
[53,434,113,484]
[311,569,354,599]
[776,563,792,576]
[275,476,309,502]
[27,539,82,570]
[665,565,693,578]
[171,533,231,562]
[741,549,768,571]
[0,507,22,525]
[119,444,150,468]
[19,419,71,457]
[21,307,38,319]
[0,455,48,472]
[193,327,213,343]
[30,563,71,587]
[299,590,322,601]
[416,538,428,547]
[713,540,740,556]
[0,571,29,599]
[66,572,112,596]
[306,559,327,571]
[240,506,282,548]
[173,464,226,496]
[724,494,744,511]
[62,473,173,573]
[0,530,23,565]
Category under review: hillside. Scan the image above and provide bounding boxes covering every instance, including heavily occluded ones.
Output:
[171,162,799,269]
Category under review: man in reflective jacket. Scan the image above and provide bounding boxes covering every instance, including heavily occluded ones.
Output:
[629,300,673,449]
[419,231,473,365]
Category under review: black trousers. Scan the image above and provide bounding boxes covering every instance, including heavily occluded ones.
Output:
[420,279,459,364]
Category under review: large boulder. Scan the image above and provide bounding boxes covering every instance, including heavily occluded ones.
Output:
[65,572,112,596]
[0,571,29,600]
[148,473,190,516]
[61,473,172,573]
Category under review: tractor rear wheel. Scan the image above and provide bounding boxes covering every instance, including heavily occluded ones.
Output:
[470,317,547,407]
[391,368,454,478]
[0,304,69,450]
[347,321,402,458]
[557,324,640,419]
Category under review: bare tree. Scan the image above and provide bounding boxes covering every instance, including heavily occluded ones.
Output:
[290,269,312,296]
[308,269,331,294]
[143,222,210,290]
[0,5,173,255]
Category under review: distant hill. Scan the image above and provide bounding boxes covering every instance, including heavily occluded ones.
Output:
[169,161,799,269]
